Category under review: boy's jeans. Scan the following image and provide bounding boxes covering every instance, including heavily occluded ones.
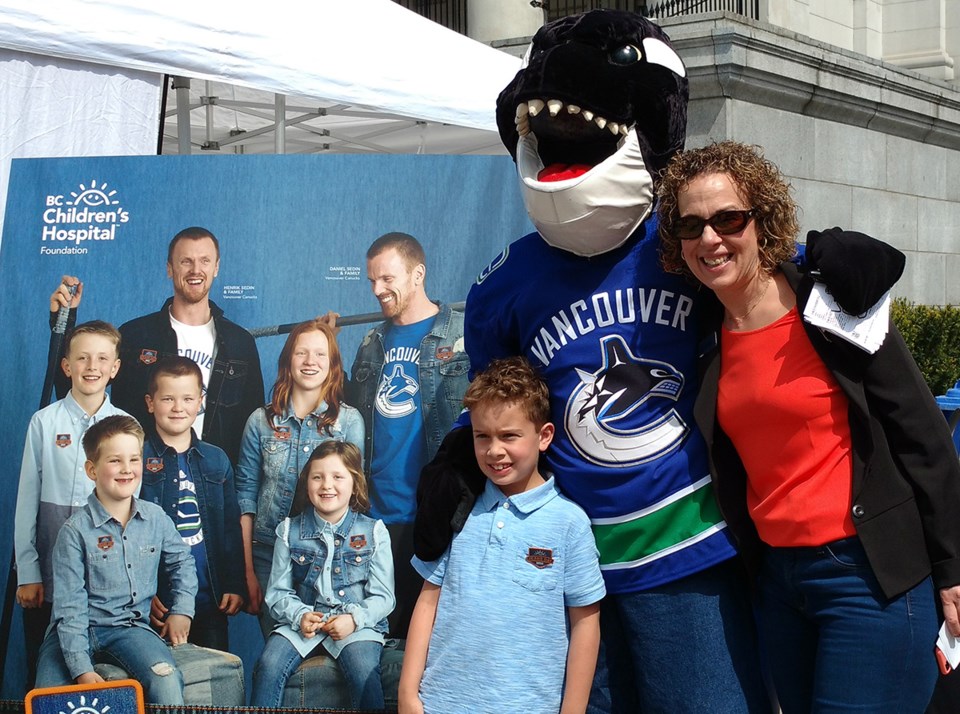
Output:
[35,625,184,705]
[252,633,384,709]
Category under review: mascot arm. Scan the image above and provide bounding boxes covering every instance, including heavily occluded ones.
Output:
[806,227,905,315]
[413,272,520,561]
[414,425,487,561]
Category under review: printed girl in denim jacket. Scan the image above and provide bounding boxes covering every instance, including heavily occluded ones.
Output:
[251,441,395,710]
[236,319,364,635]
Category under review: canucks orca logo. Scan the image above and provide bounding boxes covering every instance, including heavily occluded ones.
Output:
[375,365,419,418]
[476,245,510,285]
[566,335,688,467]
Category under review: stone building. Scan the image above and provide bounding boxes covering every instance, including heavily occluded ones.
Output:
[427,0,960,305]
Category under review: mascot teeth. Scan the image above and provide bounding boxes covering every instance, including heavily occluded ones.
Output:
[511,97,635,141]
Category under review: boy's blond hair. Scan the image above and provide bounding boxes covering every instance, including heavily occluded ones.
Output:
[82,415,144,463]
[64,320,121,357]
[463,356,550,427]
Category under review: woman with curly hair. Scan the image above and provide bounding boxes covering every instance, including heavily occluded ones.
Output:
[657,141,960,712]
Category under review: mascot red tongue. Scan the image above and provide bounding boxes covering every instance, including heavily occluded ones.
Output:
[413,9,901,712]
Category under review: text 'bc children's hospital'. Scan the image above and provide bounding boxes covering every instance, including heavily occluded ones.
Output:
[39,180,130,255]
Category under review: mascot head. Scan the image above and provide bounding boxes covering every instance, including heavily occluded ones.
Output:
[496,11,688,256]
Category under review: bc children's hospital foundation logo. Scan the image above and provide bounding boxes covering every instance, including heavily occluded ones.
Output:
[40,179,130,256]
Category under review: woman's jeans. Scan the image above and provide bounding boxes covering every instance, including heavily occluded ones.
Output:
[758,537,938,713]
[251,633,384,709]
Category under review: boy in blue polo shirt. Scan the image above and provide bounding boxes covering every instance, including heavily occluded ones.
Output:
[399,356,605,714]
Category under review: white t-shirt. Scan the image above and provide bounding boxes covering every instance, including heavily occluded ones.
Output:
[169,311,217,436]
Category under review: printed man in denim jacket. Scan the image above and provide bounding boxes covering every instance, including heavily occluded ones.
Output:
[345,232,469,637]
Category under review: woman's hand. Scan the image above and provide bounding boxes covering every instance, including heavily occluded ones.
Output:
[941,585,960,637]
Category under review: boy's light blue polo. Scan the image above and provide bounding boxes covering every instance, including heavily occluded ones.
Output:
[412,475,605,714]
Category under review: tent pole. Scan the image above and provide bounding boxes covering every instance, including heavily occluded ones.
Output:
[275,93,286,154]
[173,76,192,155]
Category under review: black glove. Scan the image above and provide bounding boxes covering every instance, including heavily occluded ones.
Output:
[806,227,905,315]
[413,426,487,561]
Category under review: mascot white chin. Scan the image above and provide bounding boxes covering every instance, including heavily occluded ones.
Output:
[516,129,654,256]
[414,9,901,713]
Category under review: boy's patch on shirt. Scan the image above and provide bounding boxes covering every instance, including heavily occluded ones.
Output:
[273,426,291,440]
[436,345,454,361]
[55,433,71,448]
[146,457,164,473]
[350,534,367,550]
[526,547,555,569]
[139,348,158,365]
[97,535,115,551]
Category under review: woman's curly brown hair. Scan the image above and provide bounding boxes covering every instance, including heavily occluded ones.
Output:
[656,141,799,279]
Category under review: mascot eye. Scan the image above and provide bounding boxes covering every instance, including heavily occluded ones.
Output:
[609,44,642,66]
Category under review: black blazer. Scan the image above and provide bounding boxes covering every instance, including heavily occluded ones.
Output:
[694,262,960,599]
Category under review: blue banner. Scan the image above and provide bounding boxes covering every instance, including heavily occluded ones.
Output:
[0,153,532,698]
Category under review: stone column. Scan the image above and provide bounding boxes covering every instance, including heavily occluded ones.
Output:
[468,0,544,46]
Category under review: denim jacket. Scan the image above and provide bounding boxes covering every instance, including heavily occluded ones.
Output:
[266,509,395,657]
[52,492,196,679]
[140,430,246,603]
[235,402,364,545]
[346,302,469,470]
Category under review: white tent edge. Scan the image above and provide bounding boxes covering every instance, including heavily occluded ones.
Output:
[0,0,522,132]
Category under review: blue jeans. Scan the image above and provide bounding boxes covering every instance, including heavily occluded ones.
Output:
[758,537,938,713]
[35,625,184,705]
[188,608,229,651]
[252,633,384,709]
[587,558,771,713]
[253,541,277,639]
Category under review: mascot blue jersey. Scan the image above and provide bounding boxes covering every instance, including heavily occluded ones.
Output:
[465,217,737,594]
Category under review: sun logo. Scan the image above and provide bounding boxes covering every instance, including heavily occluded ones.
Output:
[68,180,119,208]
[60,693,111,714]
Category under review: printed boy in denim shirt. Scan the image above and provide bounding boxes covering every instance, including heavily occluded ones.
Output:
[140,356,245,650]
[35,415,197,705]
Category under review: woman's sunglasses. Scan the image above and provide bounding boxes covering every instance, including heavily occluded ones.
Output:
[674,209,756,240]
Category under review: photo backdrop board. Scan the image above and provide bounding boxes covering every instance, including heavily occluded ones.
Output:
[0,153,533,697]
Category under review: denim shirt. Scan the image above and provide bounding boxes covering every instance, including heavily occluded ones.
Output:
[235,402,364,545]
[51,491,197,679]
[346,302,469,471]
[265,509,395,657]
[140,430,246,603]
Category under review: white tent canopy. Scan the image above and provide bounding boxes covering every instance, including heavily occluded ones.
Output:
[0,0,523,235]
[0,0,520,131]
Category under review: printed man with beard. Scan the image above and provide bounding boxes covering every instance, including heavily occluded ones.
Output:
[50,226,263,466]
